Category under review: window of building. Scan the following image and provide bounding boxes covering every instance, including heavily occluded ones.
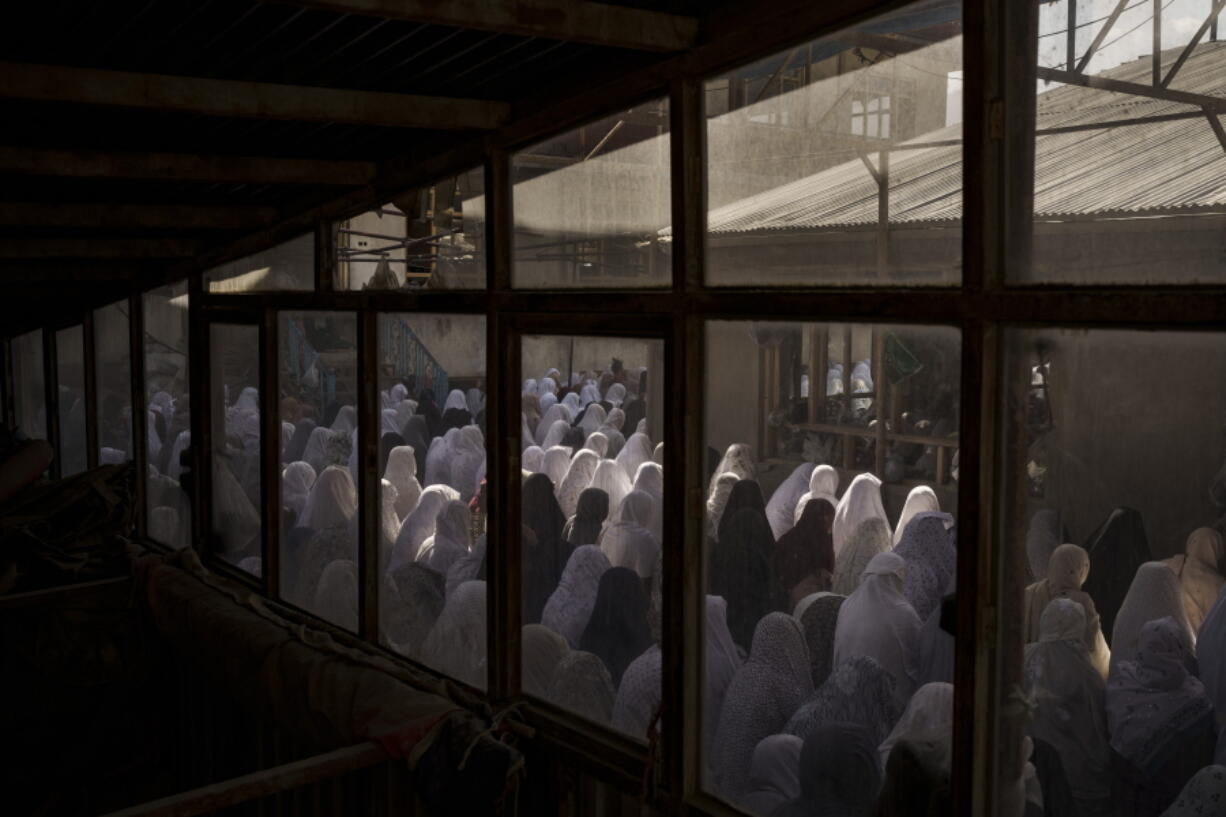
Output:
[205,233,315,293]
[55,325,87,478]
[851,94,891,138]
[144,281,192,549]
[209,323,262,573]
[94,300,132,464]
[12,329,45,441]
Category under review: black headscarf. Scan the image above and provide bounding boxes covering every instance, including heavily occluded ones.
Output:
[401,415,431,480]
[379,432,405,479]
[709,508,775,651]
[876,739,951,817]
[579,566,653,686]
[522,473,573,624]
[562,427,585,449]
[773,498,835,608]
[1083,507,1151,644]
[441,407,472,433]
[621,396,646,437]
[566,487,609,548]
[717,479,767,545]
[417,390,444,440]
[773,721,881,817]
[284,418,316,464]
[321,401,341,429]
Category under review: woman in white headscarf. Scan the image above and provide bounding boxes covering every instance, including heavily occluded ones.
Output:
[538,391,558,414]
[420,580,487,689]
[1026,508,1064,584]
[1165,527,1226,636]
[894,511,957,623]
[893,485,940,546]
[709,443,755,499]
[653,442,663,466]
[579,383,601,407]
[710,612,813,801]
[423,429,455,487]
[382,445,422,522]
[540,419,571,451]
[742,735,803,817]
[615,432,653,483]
[330,405,357,435]
[446,533,485,598]
[299,464,357,530]
[612,641,661,740]
[556,449,600,519]
[1023,543,1110,678]
[793,464,841,527]
[291,465,358,610]
[313,560,358,631]
[632,461,664,543]
[833,472,890,559]
[542,546,611,648]
[282,461,316,522]
[380,408,401,436]
[548,651,616,724]
[535,403,573,447]
[561,391,582,413]
[541,446,572,487]
[582,431,609,458]
[784,654,902,747]
[598,489,659,580]
[443,389,468,414]
[416,499,472,575]
[522,445,545,473]
[605,382,626,407]
[301,426,333,475]
[578,404,607,439]
[706,472,740,541]
[832,517,892,596]
[465,387,484,418]
[704,595,744,758]
[589,458,631,518]
[1110,561,1193,674]
[523,624,570,698]
[448,425,485,502]
[765,462,815,541]
[389,484,460,570]
[878,681,953,772]
[1108,617,1216,813]
[832,551,921,703]
[1023,598,1113,813]
[213,458,261,555]
[167,429,192,482]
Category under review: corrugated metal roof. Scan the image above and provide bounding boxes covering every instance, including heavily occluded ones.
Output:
[705,42,1226,235]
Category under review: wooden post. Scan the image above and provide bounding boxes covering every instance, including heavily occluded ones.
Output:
[807,324,820,425]
[872,328,886,477]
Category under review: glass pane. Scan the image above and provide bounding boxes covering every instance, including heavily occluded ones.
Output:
[12,330,46,441]
[56,325,87,477]
[704,1,964,286]
[1023,1,1226,283]
[336,168,485,290]
[94,300,132,463]
[513,102,671,288]
[205,233,314,292]
[1001,328,1225,814]
[703,319,960,813]
[279,311,359,629]
[520,334,666,738]
[377,313,488,684]
[144,281,192,548]
[210,324,262,573]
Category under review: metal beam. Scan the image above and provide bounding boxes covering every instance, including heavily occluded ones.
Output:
[0,61,511,130]
[0,238,199,260]
[268,0,698,52]
[1161,0,1226,87]
[1075,0,1130,74]
[0,203,277,230]
[1036,66,1226,113]
[0,146,375,186]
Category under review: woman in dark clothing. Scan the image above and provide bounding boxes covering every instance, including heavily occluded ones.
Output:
[773,498,836,610]
[710,508,775,652]
[522,473,573,624]
[773,721,881,817]
[284,418,316,465]
[401,415,431,482]
[564,488,610,548]
[579,566,653,686]
[1083,507,1151,643]
[717,479,768,545]
[417,390,444,440]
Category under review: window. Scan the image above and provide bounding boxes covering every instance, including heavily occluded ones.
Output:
[377,312,488,681]
[279,311,359,628]
[513,102,671,289]
[94,300,132,463]
[55,325,87,477]
[12,329,45,441]
[851,94,891,138]
[336,168,485,290]
[205,234,314,292]
[519,334,666,735]
[144,282,192,548]
[209,323,262,573]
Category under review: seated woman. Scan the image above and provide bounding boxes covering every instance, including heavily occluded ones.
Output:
[1107,617,1216,817]
[1023,544,1111,678]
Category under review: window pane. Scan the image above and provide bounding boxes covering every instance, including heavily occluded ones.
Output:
[1000,328,1225,813]
[12,330,46,441]
[279,311,359,629]
[520,334,666,738]
[513,102,671,288]
[144,281,192,548]
[210,324,262,574]
[703,319,960,813]
[56,325,87,477]
[1022,1,1226,283]
[336,168,485,290]
[377,313,487,684]
[704,1,964,286]
[94,300,132,463]
[205,233,314,292]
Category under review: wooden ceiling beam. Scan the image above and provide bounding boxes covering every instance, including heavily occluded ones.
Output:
[0,202,277,230]
[268,0,698,52]
[0,61,511,130]
[0,146,375,186]
[0,238,200,260]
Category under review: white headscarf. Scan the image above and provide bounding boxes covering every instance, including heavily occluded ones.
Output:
[604,382,626,406]
[167,429,191,482]
[611,643,661,740]
[382,445,422,521]
[1026,508,1063,583]
[833,551,921,703]
[541,545,612,648]
[420,580,487,689]
[894,511,957,623]
[598,489,659,579]
[535,403,573,447]
[522,445,545,473]
[653,441,663,466]
[330,405,356,434]
[832,517,892,596]
[448,425,485,502]
[301,426,333,474]
[381,408,401,436]
[578,404,607,438]
[280,421,295,456]
[390,484,460,570]
[615,432,653,482]
[538,392,557,414]
[542,445,573,487]
[878,681,953,773]
[833,473,890,559]
[1110,561,1193,673]
[299,465,357,530]
[742,735,803,817]
[579,383,601,407]
[444,389,467,413]
[548,650,615,724]
[234,386,259,412]
[466,388,484,417]
[589,458,631,518]
[1166,527,1226,636]
[555,449,599,519]
[704,595,744,756]
[765,462,815,540]
[212,460,261,553]
[416,499,472,575]
[893,485,940,546]
[582,431,609,458]
[541,419,571,450]
[523,624,570,698]
[632,461,664,543]
[313,560,358,631]
[424,429,455,487]
[561,391,581,413]
[706,472,740,540]
[282,461,316,521]
[709,443,755,499]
